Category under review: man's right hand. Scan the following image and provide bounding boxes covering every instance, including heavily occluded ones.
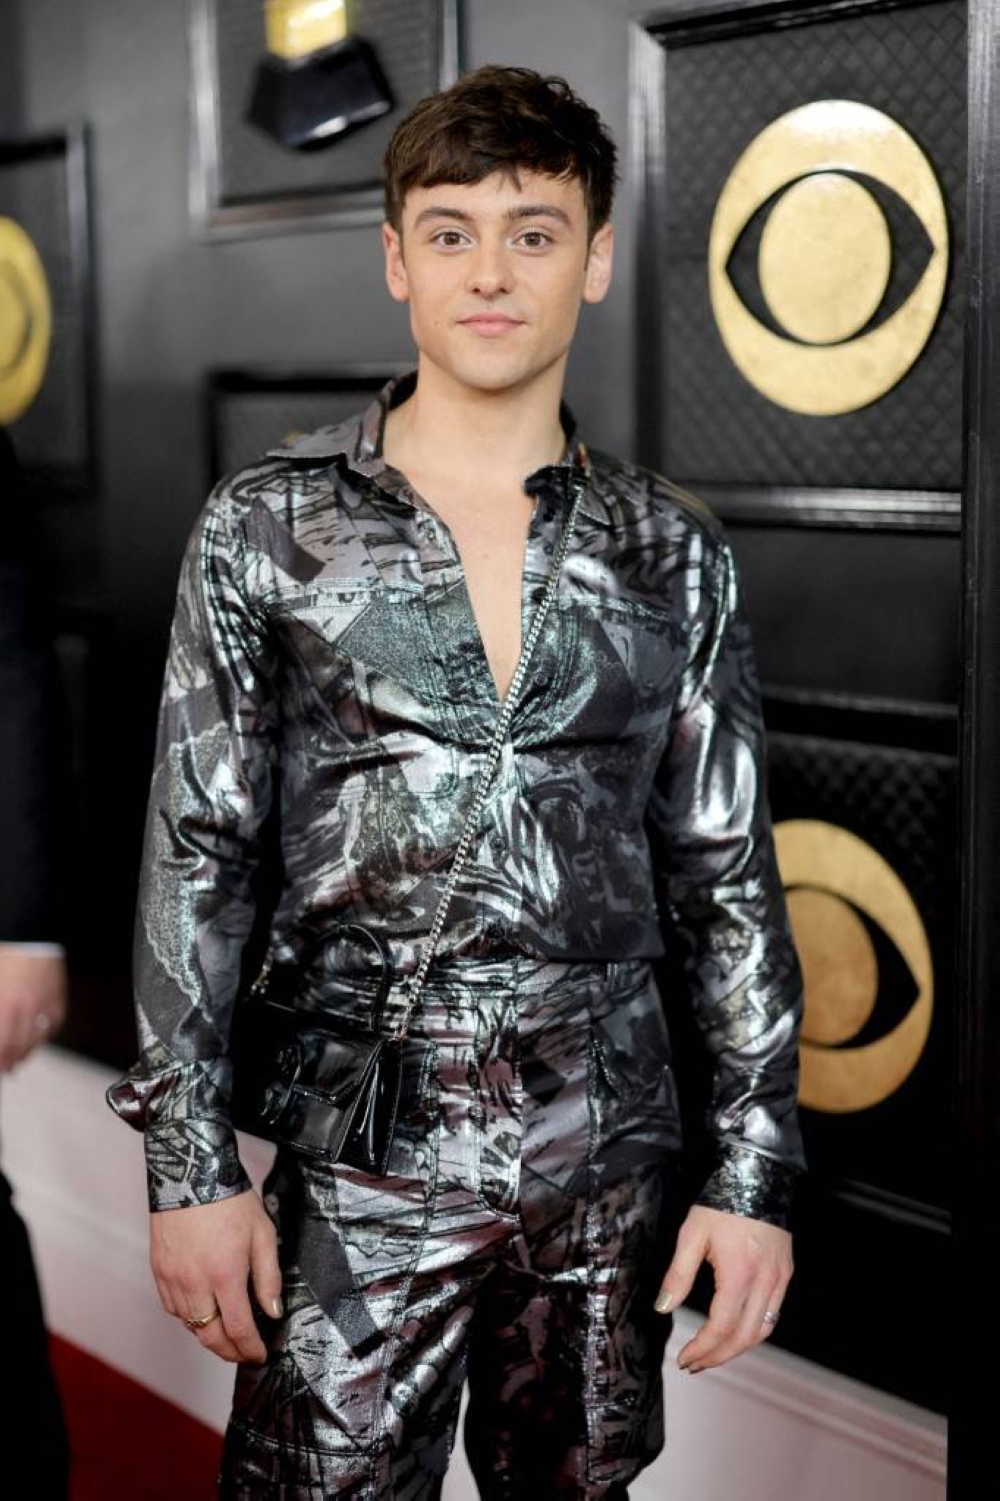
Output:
[150,1188,283,1364]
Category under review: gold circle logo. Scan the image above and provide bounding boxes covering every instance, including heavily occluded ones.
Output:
[774,818,933,1112]
[708,100,949,415]
[0,216,52,425]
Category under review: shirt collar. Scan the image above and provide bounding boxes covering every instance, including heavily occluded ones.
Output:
[266,368,613,527]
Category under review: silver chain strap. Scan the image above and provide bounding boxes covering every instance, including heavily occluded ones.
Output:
[393,469,587,1038]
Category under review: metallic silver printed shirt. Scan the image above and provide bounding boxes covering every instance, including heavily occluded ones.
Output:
[108,368,808,1227]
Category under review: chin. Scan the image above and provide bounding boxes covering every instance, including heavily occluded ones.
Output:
[437,347,546,394]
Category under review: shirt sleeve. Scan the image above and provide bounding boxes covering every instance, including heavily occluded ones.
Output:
[106,483,280,1212]
[645,522,808,1231]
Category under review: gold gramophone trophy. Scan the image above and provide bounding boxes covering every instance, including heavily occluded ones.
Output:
[247,0,393,149]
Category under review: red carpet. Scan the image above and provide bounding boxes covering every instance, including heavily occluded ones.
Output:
[50,1336,223,1500]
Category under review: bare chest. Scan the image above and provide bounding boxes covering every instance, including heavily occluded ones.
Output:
[420,488,537,704]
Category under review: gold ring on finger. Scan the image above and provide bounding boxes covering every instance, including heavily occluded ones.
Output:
[184,1307,221,1331]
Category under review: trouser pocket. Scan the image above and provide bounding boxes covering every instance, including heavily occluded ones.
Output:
[590,969,684,1166]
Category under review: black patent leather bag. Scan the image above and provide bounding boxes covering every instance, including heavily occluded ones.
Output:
[229,922,408,1175]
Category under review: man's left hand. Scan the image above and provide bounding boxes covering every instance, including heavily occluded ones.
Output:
[654,1203,794,1373]
[0,947,68,1071]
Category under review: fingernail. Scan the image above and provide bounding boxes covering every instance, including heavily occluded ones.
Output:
[272,1296,283,1318]
[684,1365,702,1375]
[654,1290,674,1313]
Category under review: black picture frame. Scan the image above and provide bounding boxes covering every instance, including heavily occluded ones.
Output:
[953,0,1000,1490]
[630,0,964,533]
[205,364,413,483]
[0,125,96,498]
[190,0,462,239]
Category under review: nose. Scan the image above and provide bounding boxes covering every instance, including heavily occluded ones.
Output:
[465,239,513,299]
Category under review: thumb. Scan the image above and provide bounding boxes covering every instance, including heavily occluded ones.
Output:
[654,1219,707,1314]
[249,1214,283,1321]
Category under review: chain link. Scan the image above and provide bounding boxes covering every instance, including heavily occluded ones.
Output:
[394,469,587,1038]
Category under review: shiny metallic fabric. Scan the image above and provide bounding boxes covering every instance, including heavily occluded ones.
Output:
[107,366,807,1230]
[219,955,686,1500]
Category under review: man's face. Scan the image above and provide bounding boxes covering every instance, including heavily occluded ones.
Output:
[381,167,613,395]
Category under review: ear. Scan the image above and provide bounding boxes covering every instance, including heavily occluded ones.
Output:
[382,220,409,304]
[582,220,614,305]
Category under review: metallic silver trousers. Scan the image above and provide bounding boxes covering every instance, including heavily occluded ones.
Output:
[218,954,686,1499]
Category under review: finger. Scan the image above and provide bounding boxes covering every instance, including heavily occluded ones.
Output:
[756,1273,790,1344]
[739,1278,785,1351]
[12,1004,45,1065]
[0,1034,31,1071]
[12,1007,34,1060]
[30,1007,56,1048]
[215,1275,267,1365]
[0,1011,13,1064]
[249,1218,283,1322]
[194,1318,244,1364]
[677,1272,752,1370]
[691,1274,780,1370]
[654,1218,708,1315]
[0,1006,30,1070]
[178,1287,243,1364]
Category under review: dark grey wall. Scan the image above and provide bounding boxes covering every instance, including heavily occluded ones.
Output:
[5,0,641,634]
[0,0,23,134]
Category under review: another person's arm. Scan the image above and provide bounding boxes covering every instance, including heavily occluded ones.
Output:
[0,429,68,1068]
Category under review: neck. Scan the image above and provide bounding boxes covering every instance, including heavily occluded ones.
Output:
[382,356,570,486]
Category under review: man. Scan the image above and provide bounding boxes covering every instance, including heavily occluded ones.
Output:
[109,66,807,1498]
[1,425,71,1498]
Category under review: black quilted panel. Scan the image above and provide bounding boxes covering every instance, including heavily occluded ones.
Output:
[212,386,373,480]
[651,0,965,490]
[734,525,961,704]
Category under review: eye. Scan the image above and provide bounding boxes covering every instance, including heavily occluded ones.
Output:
[430,229,469,248]
[517,230,553,248]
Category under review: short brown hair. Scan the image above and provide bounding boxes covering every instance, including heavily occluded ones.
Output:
[383,65,618,244]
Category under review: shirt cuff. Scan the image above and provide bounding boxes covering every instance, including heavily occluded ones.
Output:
[692,1140,806,1230]
[141,1120,252,1212]
[106,1057,250,1213]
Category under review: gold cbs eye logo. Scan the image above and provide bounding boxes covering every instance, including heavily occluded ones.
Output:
[0,215,52,425]
[774,819,934,1114]
[707,100,949,416]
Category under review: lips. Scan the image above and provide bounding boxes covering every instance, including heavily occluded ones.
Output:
[459,315,523,334]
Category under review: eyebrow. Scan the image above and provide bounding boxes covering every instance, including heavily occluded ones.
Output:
[412,203,574,230]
